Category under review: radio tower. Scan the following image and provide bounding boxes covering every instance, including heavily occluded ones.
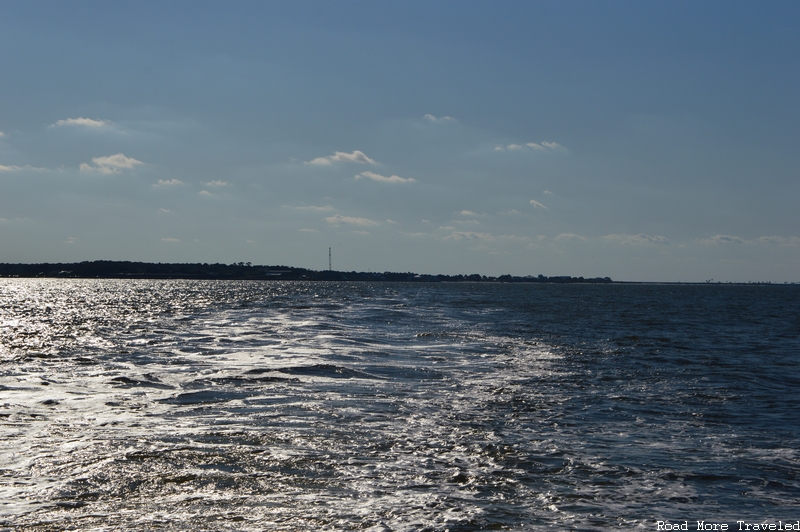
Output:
[329,247,332,271]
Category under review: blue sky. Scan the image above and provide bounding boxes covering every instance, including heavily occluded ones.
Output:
[1,1,798,281]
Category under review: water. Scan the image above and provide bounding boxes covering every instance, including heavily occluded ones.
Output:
[0,280,798,530]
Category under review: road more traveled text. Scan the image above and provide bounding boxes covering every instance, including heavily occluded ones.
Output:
[656,521,800,531]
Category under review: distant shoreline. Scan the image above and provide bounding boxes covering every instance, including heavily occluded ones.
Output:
[0,261,795,284]
[0,260,613,284]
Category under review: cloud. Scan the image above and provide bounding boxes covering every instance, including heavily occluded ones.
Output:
[603,233,669,245]
[206,180,230,187]
[754,236,800,246]
[554,233,586,242]
[325,214,379,226]
[64,236,77,245]
[459,210,479,216]
[153,179,184,187]
[445,231,495,241]
[0,164,45,172]
[543,190,553,195]
[424,114,456,122]
[290,204,335,211]
[306,150,377,166]
[496,141,566,152]
[530,200,547,209]
[355,171,415,184]
[0,131,6,138]
[701,234,744,244]
[199,190,212,196]
[80,153,143,174]
[299,228,318,233]
[161,237,179,242]
[51,117,112,128]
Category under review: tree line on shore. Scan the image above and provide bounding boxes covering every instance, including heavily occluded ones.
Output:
[0,260,613,283]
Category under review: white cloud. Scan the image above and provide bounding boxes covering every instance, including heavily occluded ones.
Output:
[51,117,112,128]
[161,237,179,242]
[496,141,566,152]
[541,141,564,150]
[355,171,415,184]
[299,228,318,233]
[554,233,586,242]
[701,234,744,244]
[206,180,230,187]
[424,114,456,122]
[445,231,495,241]
[306,150,377,166]
[530,200,547,209]
[459,210,479,216]
[0,164,44,172]
[543,190,553,195]
[199,190,212,196]
[158,208,172,213]
[153,179,184,187]
[80,153,143,174]
[603,233,669,245]
[64,236,77,245]
[0,131,6,138]
[325,214,379,226]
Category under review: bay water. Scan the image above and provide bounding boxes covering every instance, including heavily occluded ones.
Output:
[1,280,798,530]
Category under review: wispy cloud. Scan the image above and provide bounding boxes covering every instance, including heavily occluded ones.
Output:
[530,200,547,209]
[757,236,800,245]
[444,231,495,241]
[355,171,415,184]
[543,190,553,195]
[325,214,379,226]
[80,153,143,174]
[306,150,377,166]
[459,210,480,216]
[298,228,318,233]
[51,117,112,128]
[0,164,45,172]
[701,234,744,244]
[0,131,6,138]
[206,180,230,187]
[495,141,566,152]
[554,233,586,242]
[603,233,669,245]
[161,237,179,242]
[424,114,456,122]
[290,204,335,212]
[199,190,212,196]
[153,179,184,187]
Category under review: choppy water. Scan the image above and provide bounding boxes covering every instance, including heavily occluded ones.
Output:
[0,280,798,530]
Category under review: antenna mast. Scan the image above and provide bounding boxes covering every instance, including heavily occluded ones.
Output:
[329,247,332,271]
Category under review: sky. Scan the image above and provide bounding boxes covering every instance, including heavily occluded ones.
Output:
[1,0,798,282]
